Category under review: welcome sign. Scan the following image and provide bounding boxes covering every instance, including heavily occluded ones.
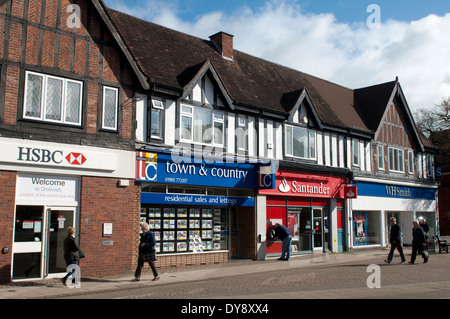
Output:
[136,151,259,189]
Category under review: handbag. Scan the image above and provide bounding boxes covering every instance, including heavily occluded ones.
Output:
[77,249,86,259]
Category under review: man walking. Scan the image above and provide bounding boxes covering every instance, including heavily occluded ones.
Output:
[409,219,429,264]
[385,217,406,264]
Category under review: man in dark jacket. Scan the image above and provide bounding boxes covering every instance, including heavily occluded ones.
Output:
[409,219,429,264]
[385,217,406,264]
[272,223,292,261]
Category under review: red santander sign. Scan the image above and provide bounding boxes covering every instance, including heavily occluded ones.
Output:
[258,170,355,199]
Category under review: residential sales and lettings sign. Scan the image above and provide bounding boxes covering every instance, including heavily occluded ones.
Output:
[136,151,259,189]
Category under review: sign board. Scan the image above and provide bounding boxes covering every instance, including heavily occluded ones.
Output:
[136,151,259,189]
[16,174,78,203]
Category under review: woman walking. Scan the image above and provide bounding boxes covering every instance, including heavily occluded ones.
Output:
[132,222,159,281]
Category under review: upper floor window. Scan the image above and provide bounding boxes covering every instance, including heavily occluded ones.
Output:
[24,71,82,125]
[377,145,384,170]
[180,104,224,146]
[285,125,316,160]
[151,99,164,139]
[236,116,247,151]
[102,86,118,130]
[407,150,414,174]
[388,147,404,173]
[352,140,360,166]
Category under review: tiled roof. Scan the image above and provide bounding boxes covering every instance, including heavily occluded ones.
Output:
[106,7,399,135]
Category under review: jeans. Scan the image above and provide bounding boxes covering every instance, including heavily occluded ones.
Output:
[387,241,405,262]
[281,235,292,260]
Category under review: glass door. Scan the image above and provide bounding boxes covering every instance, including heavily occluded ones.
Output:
[313,209,322,249]
[44,208,76,277]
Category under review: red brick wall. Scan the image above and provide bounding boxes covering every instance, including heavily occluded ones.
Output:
[0,0,136,140]
[238,206,257,259]
[78,177,141,277]
[0,171,16,283]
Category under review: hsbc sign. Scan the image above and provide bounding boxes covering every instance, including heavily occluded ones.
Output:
[17,147,86,166]
[0,137,135,178]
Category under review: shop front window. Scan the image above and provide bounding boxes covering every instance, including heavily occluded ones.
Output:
[288,207,312,252]
[353,211,381,246]
[140,206,228,254]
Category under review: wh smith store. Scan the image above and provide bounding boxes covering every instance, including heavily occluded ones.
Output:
[349,179,438,249]
[135,149,263,263]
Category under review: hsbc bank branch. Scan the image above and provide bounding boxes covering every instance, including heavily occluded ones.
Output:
[0,137,136,282]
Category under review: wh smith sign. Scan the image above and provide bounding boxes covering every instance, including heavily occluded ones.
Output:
[357,182,436,200]
[136,151,259,189]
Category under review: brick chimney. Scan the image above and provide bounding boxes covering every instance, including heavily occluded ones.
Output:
[209,31,234,60]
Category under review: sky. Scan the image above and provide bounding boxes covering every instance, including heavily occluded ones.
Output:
[103,0,450,113]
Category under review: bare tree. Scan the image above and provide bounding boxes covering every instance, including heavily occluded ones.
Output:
[414,97,450,137]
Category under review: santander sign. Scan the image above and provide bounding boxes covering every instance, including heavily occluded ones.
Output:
[278,177,331,195]
[259,170,347,199]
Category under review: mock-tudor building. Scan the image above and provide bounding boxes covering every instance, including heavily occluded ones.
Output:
[0,0,439,283]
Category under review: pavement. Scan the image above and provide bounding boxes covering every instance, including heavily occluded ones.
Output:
[0,248,398,299]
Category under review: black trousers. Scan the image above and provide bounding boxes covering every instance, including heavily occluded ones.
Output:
[134,256,158,278]
[410,244,427,264]
[387,241,405,262]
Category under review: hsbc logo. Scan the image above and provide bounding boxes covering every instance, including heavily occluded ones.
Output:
[17,147,86,166]
[66,152,86,165]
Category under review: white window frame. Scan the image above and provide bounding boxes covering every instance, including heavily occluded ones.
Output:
[352,139,360,167]
[407,150,414,175]
[102,86,119,131]
[151,99,164,139]
[285,124,317,160]
[23,71,83,126]
[377,144,384,170]
[388,147,405,173]
[179,104,225,146]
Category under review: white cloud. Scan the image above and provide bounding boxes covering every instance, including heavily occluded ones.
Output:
[105,0,450,112]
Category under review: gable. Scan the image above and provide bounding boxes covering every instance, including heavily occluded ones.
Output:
[286,89,322,130]
[375,83,424,152]
[181,60,234,110]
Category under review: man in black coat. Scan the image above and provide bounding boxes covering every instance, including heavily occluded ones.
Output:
[385,217,406,264]
[409,219,429,264]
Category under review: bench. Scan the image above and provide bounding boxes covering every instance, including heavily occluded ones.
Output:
[436,236,449,254]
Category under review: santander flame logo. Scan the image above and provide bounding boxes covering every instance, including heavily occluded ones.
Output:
[278,177,290,193]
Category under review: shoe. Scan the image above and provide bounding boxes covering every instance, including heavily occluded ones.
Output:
[277,257,284,260]
[408,261,414,264]
[152,276,160,281]
[400,261,406,264]
[423,259,428,264]
[284,258,289,261]
[384,260,391,264]
[131,277,140,282]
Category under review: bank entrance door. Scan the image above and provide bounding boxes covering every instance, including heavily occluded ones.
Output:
[44,207,75,277]
[12,205,76,280]
[288,207,312,253]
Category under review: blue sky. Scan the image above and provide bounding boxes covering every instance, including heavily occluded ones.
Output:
[105,0,450,24]
[103,0,450,112]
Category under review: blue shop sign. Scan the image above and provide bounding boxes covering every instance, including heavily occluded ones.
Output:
[357,181,435,200]
[136,150,260,189]
[141,192,255,207]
